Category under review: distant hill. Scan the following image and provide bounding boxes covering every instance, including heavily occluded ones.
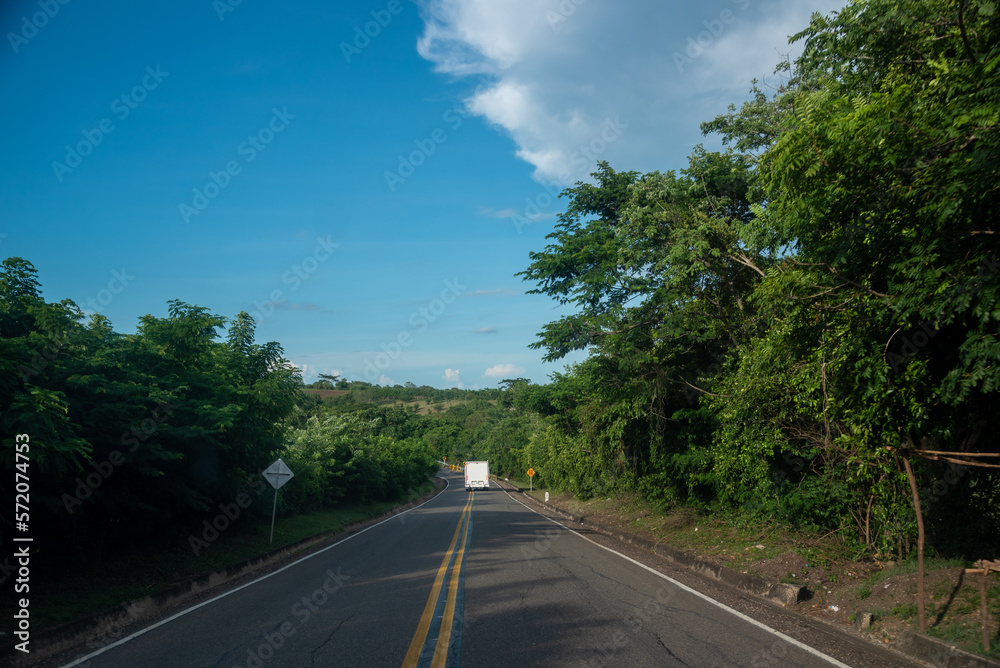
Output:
[302,389,349,399]
[301,381,500,415]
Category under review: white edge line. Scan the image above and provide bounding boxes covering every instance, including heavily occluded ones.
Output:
[500,486,853,668]
[58,476,452,668]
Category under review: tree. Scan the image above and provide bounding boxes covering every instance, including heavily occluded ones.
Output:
[703,0,1000,554]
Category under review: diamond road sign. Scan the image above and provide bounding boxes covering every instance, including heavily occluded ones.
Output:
[262,458,294,490]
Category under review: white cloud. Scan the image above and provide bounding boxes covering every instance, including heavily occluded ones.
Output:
[443,368,465,388]
[484,363,525,378]
[417,0,847,182]
[293,363,344,383]
[378,374,398,386]
[416,0,552,74]
[462,288,515,297]
[479,206,552,222]
[474,326,497,334]
[693,3,845,95]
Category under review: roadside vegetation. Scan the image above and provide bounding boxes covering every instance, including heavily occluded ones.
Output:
[1,0,997,658]
[502,0,999,573]
[0,281,450,636]
[500,0,1000,570]
[458,0,1000,656]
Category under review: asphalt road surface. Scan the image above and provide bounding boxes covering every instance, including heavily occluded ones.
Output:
[56,469,921,667]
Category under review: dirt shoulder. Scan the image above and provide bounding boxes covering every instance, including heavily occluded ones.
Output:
[509,482,999,666]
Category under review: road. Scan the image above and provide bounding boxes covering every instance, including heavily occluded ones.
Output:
[56,469,920,667]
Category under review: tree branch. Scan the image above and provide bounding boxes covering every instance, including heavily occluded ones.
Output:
[957,0,980,65]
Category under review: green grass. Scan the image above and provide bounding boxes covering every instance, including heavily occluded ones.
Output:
[928,621,1000,661]
[28,481,436,633]
[892,602,919,621]
[871,556,967,583]
[514,477,546,492]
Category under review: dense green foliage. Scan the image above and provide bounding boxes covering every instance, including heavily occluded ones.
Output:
[3,0,997,575]
[0,262,436,566]
[507,0,1000,560]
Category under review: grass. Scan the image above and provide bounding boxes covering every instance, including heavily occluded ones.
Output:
[392,398,491,415]
[928,618,1000,661]
[520,486,798,574]
[25,481,437,633]
[892,602,919,621]
[871,556,967,583]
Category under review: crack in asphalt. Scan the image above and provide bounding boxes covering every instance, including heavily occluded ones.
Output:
[654,632,688,665]
[308,613,356,666]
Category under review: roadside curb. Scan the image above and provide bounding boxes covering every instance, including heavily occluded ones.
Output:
[895,631,1000,668]
[497,480,801,607]
[5,477,447,668]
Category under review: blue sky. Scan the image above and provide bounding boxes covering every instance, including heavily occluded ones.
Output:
[1,0,844,389]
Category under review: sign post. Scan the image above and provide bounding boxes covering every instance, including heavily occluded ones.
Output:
[527,468,535,492]
[262,458,295,543]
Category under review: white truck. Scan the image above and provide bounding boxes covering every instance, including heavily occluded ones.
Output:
[464,461,490,491]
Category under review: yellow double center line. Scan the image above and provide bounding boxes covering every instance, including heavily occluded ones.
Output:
[402,492,474,668]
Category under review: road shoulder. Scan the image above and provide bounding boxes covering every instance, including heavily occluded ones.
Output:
[496,479,939,668]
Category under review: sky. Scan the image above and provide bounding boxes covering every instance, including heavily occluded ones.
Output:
[1,0,846,389]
